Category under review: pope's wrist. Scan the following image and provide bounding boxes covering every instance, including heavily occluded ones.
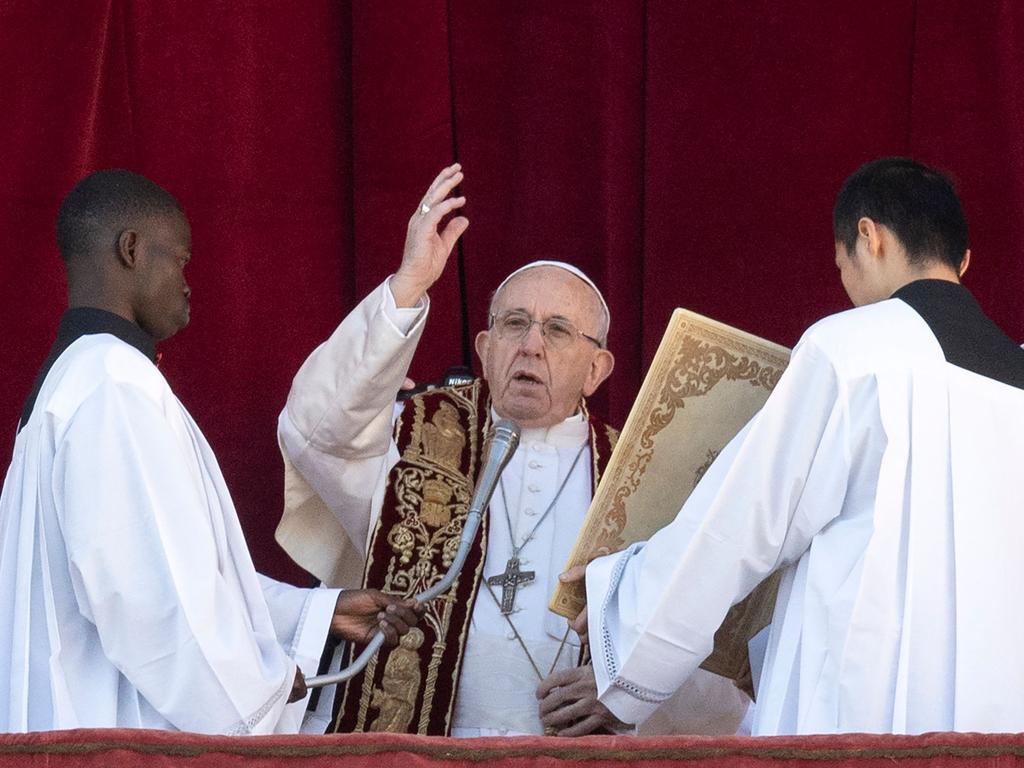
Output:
[389,272,430,308]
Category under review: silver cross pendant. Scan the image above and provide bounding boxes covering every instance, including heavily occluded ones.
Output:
[486,556,536,615]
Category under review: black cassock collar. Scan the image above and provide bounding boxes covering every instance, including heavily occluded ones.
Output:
[18,308,157,432]
[892,279,1024,391]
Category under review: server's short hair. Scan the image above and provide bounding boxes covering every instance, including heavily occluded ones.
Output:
[833,157,968,270]
[56,169,181,262]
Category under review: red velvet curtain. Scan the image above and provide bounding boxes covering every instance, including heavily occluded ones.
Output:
[3,1,1023,582]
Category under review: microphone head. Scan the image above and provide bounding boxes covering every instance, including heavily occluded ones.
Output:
[467,418,522,517]
[489,418,521,456]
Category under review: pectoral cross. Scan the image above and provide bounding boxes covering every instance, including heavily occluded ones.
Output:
[486,556,535,615]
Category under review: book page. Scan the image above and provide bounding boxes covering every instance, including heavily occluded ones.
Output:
[550,308,790,684]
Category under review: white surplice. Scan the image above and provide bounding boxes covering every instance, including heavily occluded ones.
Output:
[588,298,1024,735]
[276,278,750,736]
[0,334,337,734]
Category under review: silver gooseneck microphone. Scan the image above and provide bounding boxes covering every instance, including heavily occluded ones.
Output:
[306,418,521,689]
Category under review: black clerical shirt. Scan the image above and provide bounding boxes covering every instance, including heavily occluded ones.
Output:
[18,308,157,432]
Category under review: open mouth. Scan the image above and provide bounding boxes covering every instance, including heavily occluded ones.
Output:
[511,371,543,386]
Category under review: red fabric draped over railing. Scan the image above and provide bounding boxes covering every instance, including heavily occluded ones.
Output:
[5,729,1024,768]
[2,1,1023,582]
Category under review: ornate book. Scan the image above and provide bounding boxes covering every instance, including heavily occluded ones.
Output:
[549,308,790,685]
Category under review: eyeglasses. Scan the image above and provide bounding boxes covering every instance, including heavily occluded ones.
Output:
[489,310,603,349]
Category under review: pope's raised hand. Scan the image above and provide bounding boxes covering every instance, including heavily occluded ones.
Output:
[391,164,469,308]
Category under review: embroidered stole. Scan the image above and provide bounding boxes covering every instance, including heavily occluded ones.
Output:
[330,379,618,735]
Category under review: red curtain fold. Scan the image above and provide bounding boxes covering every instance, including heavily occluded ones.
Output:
[909,0,1024,315]
[2,1,1022,581]
[642,0,918,359]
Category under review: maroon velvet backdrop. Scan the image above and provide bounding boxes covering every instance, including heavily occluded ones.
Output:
[2,1,1023,583]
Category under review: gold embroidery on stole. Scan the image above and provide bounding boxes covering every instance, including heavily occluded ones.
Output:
[338,383,617,735]
[351,383,486,733]
[368,628,425,732]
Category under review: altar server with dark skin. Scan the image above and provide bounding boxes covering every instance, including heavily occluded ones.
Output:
[0,170,418,734]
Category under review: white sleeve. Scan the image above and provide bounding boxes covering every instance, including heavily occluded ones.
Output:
[257,574,339,678]
[638,668,751,735]
[282,276,427,461]
[588,340,852,726]
[276,277,427,583]
[56,380,296,735]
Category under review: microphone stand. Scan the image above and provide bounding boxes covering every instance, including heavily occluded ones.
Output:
[306,419,521,689]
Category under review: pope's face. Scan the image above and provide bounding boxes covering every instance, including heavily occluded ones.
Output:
[475,267,613,429]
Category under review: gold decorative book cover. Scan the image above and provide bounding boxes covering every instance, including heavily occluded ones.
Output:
[549,308,790,684]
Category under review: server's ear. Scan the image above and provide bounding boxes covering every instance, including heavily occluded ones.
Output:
[116,229,140,269]
[856,217,885,261]
[958,249,971,278]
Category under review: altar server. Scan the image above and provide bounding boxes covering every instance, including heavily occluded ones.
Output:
[582,157,1024,735]
[0,170,417,734]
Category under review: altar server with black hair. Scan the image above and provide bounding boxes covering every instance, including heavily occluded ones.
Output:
[0,170,418,734]
[578,157,1024,735]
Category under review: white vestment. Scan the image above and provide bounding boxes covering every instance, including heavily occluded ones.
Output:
[0,334,338,734]
[588,298,1024,735]
[276,278,750,736]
